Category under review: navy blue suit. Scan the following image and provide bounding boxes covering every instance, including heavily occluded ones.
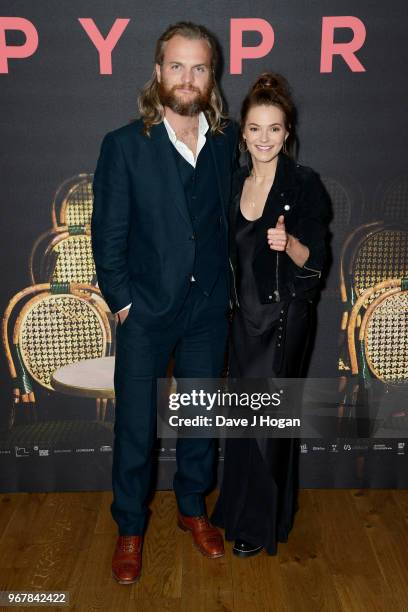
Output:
[92,118,238,534]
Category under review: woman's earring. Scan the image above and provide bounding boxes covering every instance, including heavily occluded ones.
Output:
[239,139,248,153]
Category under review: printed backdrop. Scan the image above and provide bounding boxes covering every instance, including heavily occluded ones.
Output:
[1,1,407,491]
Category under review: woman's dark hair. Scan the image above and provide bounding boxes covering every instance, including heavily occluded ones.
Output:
[240,72,297,157]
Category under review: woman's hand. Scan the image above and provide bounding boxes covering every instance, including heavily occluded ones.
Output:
[267,215,288,251]
[267,215,310,266]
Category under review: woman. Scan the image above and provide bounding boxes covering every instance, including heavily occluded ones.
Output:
[211,73,330,557]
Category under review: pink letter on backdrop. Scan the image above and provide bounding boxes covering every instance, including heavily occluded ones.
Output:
[79,18,130,74]
[230,18,275,74]
[321,16,366,73]
[0,17,39,74]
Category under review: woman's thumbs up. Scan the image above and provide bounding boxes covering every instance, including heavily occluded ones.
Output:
[267,215,288,251]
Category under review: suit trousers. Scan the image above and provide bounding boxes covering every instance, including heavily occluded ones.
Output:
[112,273,229,535]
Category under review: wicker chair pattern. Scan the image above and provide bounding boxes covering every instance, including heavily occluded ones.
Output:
[51,174,94,229]
[2,283,112,410]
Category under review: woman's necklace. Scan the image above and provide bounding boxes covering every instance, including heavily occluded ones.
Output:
[250,169,276,181]
[246,170,275,207]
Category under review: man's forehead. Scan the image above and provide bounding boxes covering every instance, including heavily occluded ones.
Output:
[162,35,211,63]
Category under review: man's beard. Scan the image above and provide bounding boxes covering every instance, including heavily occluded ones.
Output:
[158,80,212,116]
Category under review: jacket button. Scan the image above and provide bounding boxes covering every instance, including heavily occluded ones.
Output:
[268,295,273,300]
[284,204,290,211]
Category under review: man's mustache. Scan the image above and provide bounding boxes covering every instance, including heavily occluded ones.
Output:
[171,85,201,94]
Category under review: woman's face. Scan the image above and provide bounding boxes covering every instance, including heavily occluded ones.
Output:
[243,104,288,165]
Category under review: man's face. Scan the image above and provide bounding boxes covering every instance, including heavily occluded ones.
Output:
[156,35,213,116]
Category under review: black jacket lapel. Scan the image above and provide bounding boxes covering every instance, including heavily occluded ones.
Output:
[207,132,229,225]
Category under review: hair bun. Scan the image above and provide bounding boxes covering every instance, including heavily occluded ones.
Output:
[251,72,289,96]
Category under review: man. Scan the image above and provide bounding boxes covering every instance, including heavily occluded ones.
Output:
[91,22,238,584]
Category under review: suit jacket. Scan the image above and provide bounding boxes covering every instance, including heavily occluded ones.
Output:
[229,153,331,305]
[91,118,238,328]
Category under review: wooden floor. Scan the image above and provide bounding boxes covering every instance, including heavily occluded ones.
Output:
[0,489,408,611]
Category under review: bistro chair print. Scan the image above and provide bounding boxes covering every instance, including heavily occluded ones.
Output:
[320,176,363,300]
[351,227,408,301]
[29,225,96,285]
[347,278,408,386]
[337,277,408,443]
[341,278,408,428]
[372,174,408,224]
[338,221,383,372]
[51,173,94,229]
[338,223,408,372]
[321,177,355,246]
[2,283,113,427]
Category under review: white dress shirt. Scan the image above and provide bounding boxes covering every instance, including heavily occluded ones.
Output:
[163,111,209,168]
[117,112,209,313]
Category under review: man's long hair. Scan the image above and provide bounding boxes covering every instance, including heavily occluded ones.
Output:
[138,22,226,135]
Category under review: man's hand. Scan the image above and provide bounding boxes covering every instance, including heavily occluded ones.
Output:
[267,215,288,251]
[117,307,130,325]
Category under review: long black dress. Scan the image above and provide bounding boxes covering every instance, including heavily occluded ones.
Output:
[211,209,313,555]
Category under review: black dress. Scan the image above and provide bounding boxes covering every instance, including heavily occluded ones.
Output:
[211,209,313,555]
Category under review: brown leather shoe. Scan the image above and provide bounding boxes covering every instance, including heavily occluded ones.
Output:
[112,535,143,584]
[178,514,224,559]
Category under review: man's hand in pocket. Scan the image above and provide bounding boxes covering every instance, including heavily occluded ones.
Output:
[117,306,130,325]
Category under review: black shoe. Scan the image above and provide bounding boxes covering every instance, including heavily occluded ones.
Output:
[232,539,263,558]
